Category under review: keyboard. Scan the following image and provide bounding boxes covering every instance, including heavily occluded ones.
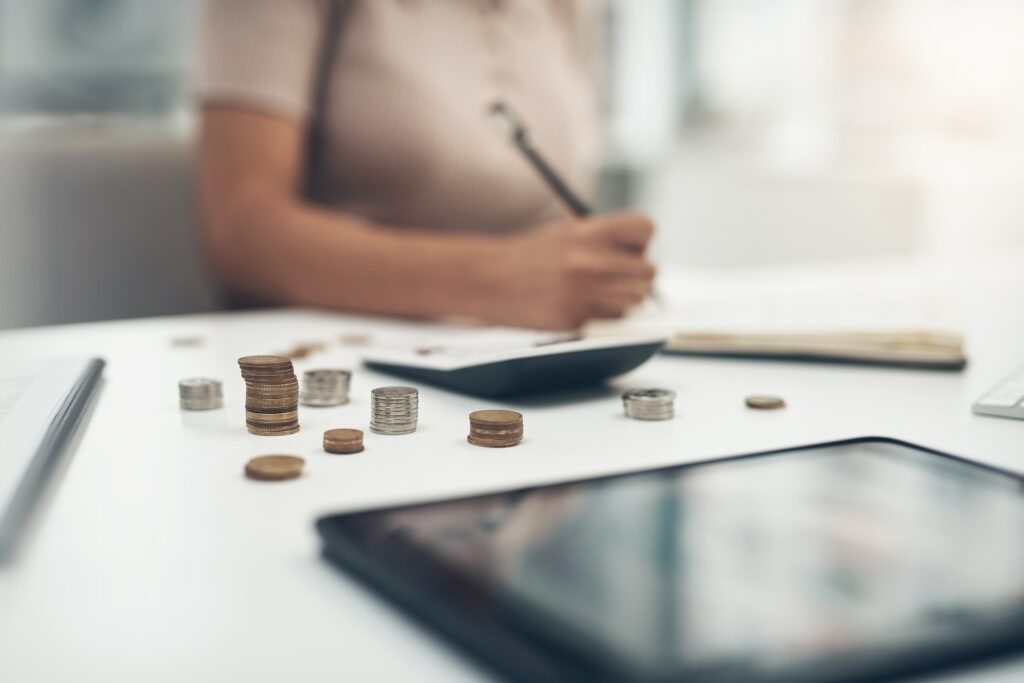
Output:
[973,366,1024,420]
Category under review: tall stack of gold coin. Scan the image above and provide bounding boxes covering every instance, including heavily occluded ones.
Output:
[467,410,524,448]
[238,356,299,436]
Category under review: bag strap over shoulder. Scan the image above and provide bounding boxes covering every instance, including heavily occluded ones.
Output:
[305,0,352,200]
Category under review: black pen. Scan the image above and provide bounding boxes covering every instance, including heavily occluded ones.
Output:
[488,101,593,217]
[489,100,662,306]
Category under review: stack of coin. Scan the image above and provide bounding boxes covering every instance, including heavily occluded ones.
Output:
[622,388,676,421]
[369,386,418,435]
[178,378,223,411]
[301,369,351,407]
[238,355,299,436]
[467,410,524,448]
[323,428,364,454]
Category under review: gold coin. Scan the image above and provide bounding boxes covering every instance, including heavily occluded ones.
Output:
[245,411,299,423]
[745,395,787,410]
[246,423,300,436]
[244,455,304,481]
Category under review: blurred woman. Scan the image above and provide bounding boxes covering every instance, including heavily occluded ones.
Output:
[198,0,655,329]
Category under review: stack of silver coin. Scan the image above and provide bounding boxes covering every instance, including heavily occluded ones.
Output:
[178,378,223,411]
[622,388,676,421]
[370,386,419,435]
[301,369,351,407]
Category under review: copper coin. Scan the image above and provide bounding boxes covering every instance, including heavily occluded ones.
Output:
[323,428,364,455]
[467,435,522,448]
[238,355,293,368]
[244,455,304,481]
[469,409,522,426]
[324,428,362,443]
[745,394,787,410]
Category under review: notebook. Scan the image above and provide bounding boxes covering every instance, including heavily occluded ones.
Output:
[587,264,967,370]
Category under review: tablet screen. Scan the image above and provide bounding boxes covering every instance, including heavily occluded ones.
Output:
[318,440,1024,683]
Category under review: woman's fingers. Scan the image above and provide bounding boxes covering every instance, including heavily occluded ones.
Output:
[583,211,655,251]
[568,251,656,279]
[589,276,653,302]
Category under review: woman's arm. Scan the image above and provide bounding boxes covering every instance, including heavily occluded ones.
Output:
[198,106,655,329]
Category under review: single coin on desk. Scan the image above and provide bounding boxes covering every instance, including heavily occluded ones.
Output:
[745,395,787,410]
[245,455,305,481]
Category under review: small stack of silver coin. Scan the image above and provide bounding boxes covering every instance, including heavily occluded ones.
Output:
[622,388,676,421]
[301,369,351,407]
[370,386,419,435]
[178,378,223,411]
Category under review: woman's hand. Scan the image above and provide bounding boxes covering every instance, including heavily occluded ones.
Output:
[489,211,657,330]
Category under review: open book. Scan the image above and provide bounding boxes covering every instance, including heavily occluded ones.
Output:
[587,263,967,370]
[663,329,964,369]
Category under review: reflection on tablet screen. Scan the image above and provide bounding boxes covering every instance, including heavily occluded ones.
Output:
[325,441,1024,681]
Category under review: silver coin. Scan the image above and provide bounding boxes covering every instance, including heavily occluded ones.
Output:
[622,387,675,421]
[179,378,223,410]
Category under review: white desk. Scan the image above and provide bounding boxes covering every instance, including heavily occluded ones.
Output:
[1,256,1023,683]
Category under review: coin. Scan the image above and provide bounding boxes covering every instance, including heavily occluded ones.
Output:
[178,377,223,411]
[622,388,676,421]
[244,455,304,481]
[239,355,300,436]
[301,369,352,407]
[370,386,419,435]
[745,395,787,410]
[323,428,365,454]
[339,333,372,347]
[170,336,204,348]
[468,409,524,448]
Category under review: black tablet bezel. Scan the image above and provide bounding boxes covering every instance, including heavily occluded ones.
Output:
[316,437,1024,683]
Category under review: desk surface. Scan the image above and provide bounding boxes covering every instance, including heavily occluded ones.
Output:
[1,257,1023,683]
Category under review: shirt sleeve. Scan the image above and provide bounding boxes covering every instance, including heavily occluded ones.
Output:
[197,0,328,121]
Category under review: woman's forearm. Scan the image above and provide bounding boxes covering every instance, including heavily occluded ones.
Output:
[206,192,509,319]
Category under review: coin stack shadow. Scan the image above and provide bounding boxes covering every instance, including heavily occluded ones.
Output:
[238,356,300,436]
[468,410,524,448]
[301,369,351,407]
[622,388,676,421]
[369,386,418,435]
[178,378,223,411]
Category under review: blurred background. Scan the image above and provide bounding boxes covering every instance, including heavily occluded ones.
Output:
[1,0,1022,329]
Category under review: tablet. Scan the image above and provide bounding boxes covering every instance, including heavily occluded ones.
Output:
[316,438,1024,683]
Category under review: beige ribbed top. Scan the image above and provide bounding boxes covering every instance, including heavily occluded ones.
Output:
[199,0,598,233]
